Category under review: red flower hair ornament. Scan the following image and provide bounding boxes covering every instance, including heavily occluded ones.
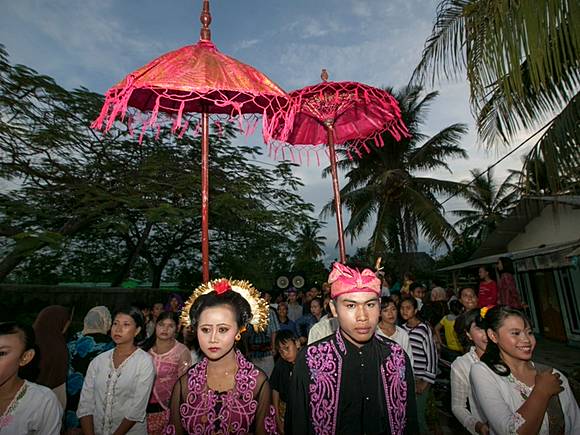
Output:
[180,278,270,332]
[213,279,231,295]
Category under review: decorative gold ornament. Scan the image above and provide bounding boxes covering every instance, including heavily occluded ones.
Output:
[180,279,270,332]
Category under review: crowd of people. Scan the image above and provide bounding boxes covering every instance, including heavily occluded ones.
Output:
[1,259,579,434]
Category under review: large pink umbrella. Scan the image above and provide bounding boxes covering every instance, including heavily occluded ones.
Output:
[92,0,289,282]
[270,70,410,263]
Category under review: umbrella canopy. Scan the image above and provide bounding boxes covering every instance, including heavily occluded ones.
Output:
[270,71,410,262]
[92,39,288,141]
[92,0,290,282]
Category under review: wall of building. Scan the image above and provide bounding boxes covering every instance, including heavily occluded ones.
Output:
[508,204,580,252]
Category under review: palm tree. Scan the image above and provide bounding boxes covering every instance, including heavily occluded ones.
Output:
[452,168,519,241]
[412,0,580,189]
[323,85,468,258]
[293,221,327,264]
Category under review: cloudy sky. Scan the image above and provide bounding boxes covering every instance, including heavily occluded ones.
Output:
[0,0,534,261]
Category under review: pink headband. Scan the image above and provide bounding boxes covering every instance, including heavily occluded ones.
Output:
[328,263,381,298]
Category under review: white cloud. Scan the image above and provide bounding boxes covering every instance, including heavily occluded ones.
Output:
[232,38,260,51]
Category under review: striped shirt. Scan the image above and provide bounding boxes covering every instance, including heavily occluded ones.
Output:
[403,321,438,384]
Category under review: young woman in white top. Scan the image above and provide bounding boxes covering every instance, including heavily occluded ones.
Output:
[451,309,488,435]
[470,305,580,435]
[0,321,62,435]
[78,306,155,435]
[376,296,414,367]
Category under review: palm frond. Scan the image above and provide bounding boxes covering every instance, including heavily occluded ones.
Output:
[525,92,580,193]
[410,0,470,85]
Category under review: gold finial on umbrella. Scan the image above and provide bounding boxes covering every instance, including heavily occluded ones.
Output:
[200,0,212,41]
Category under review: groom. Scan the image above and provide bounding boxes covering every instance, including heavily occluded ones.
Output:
[286,262,418,435]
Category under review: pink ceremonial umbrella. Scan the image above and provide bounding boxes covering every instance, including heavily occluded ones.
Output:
[92,0,289,282]
[270,70,410,263]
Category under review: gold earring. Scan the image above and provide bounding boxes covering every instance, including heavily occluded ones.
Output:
[235,332,242,342]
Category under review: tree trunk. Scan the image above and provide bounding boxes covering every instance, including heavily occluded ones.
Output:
[150,255,172,289]
[110,221,153,287]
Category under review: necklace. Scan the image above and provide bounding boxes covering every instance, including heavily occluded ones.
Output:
[0,382,27,430]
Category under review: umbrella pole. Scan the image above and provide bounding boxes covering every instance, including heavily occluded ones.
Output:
[201,111,210,283]
[325,122,346,263]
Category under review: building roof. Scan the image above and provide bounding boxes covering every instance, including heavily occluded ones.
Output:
[439,238,580,272]
[471,195,580,259]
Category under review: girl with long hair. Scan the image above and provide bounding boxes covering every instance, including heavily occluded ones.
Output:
[77,306,155,435]
[450,309,488,435]
[33,305,72,409]
[166,279,276,434]
[497,257,523,308]
[142,312,192,434]
[470,306,580,434]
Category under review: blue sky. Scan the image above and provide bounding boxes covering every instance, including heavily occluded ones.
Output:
[0,0,534,261]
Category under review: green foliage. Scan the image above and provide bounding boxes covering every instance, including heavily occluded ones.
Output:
[322,85,468,258]
[293,221,326,264]
[435,234,480,269]
[451,168,519,241]
[0,45,314,288]
[412,0,580,189]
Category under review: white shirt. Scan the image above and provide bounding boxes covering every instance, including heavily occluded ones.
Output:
[77,348,155,435]
[0,381,62,434]
[375,325,414,368]
[450,347,483,434]
[470,361,580,435]
[307,315,339,344]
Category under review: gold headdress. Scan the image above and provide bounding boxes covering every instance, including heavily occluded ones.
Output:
[180,278,270,332]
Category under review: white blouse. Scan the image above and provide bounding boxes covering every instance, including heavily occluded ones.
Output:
[77,348,155,435]
[470,361,580,435]
[376,325,414,368]
[450,347,483,435]
[0,381,62,434]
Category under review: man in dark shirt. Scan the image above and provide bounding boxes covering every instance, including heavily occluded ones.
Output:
[286,263,418,435]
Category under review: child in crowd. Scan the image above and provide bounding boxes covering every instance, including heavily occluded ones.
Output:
[478,265,497,308]
[400,296,438,434]
[0,321,63,434]
[434,299,464,362]
[270,329,299,434]
[142,312,192,435]
[376,296,414,366]
[450,309,488,435]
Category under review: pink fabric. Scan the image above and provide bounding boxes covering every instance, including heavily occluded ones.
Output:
[168,350,276,434]
[149,342,192,411]
[268,80,410,163]
[478,280,498,308]
[328,262,381,298]
[92,40,291,144]
[147,410,170,435]
[498,273,523,308]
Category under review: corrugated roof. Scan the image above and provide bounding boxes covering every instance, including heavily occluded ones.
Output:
[439,238,580,272]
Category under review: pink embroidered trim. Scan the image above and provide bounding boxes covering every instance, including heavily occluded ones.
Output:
[335,329,346,354]
[380,342,408,435]
[264,405,278,434]
[178,350,260,434]
[306,339,343,435]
